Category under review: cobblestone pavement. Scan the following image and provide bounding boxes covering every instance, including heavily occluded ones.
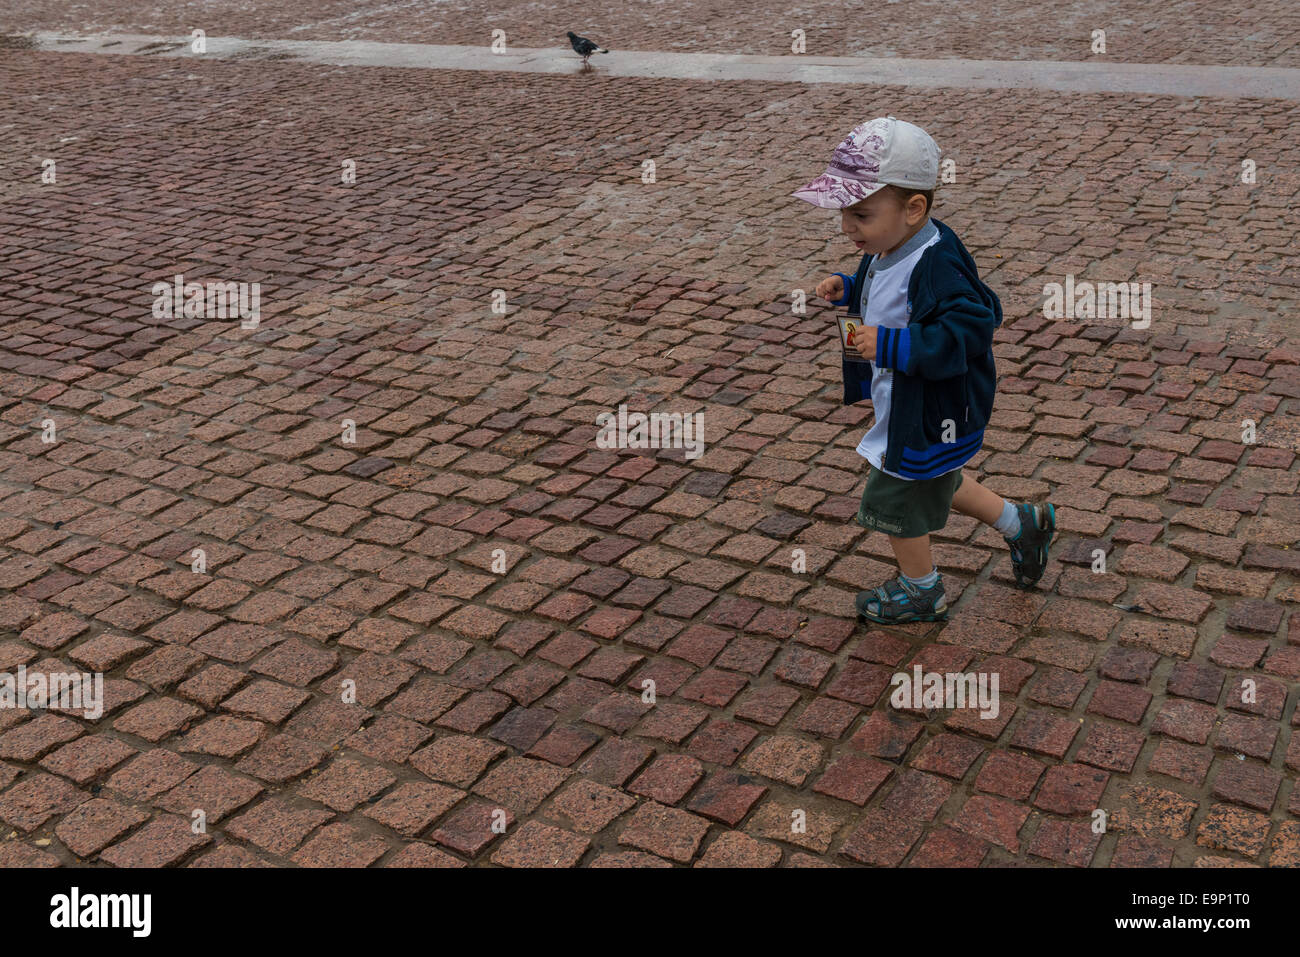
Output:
[0,28,1298,868]
[3,0,1300,66]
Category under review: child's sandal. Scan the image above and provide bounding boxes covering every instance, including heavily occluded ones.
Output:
[855,575,948,625]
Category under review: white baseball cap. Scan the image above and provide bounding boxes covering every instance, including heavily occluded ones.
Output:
[792,116,940,209]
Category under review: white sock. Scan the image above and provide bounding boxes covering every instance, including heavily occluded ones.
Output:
[994,501,1021,538]
[902,566,939,589]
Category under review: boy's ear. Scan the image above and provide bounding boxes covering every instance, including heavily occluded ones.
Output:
[906,193,928,223]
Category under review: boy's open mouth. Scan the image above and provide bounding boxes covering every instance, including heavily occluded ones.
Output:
[852,240,867,249]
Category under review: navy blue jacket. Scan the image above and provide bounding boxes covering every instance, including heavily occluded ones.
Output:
[829,218,1002,480]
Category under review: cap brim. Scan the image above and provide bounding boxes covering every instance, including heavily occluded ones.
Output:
[791,175,883,209]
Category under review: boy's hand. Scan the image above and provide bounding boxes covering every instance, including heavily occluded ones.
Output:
[850,324,877,361]
[815,275,844,302]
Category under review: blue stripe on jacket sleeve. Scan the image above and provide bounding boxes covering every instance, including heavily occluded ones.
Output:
[830,273,854,307]
[872,327,912,372]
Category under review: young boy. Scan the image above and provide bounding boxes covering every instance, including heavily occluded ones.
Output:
[792,116,1057,625]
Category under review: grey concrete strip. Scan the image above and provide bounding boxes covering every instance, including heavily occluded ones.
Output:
[19,31,1300,99]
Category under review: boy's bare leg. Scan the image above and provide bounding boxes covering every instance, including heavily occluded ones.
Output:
[888,533,934,579]
[950,470,1005,526]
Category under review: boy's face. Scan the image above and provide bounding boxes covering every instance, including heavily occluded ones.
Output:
[841,188,928,256]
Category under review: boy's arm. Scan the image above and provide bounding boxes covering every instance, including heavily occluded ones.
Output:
[828,272,855,308]
[871,289,997,380]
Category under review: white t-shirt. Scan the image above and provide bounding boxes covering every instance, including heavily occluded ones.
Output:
[854,224,945,478]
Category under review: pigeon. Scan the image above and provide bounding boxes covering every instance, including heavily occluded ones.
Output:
[567,31,610,65]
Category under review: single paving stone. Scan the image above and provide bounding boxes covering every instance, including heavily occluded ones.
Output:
[1119,620,1198,658]
[974,751,1045,800]
[1152,698,1217,745]
[589,851,673,868]
[491,820,590,868]
[297,757,397,812]
[1210,633,1269,669]
[681,769,766,826]
[1009,709,1080,758]
[126,644,208,688]
[472,756,571,814]
[618,801,712,863]
[225,798,333,857]
[909,826,990,867]
[839,808,923,866]
[54,798,151,857]
[1214,712,1278,761]
[1075,722,1145,773]
[527,723,602,767]
[486,706,556,751]
[177,664,249,710]
[0,842,60,868]
[188,845,273,868]
[1034,763,1110,816]
[1211,760,1282,812]
[849,710,924,760]
[1195,803,1271,859]
[911,733,985,780]
[176,715,266,758]
[549,778,637,834]
[1112,784,1199,840]
[952,794,1029,853]
[686,720,758,767]
[430,801,515,858]
[813,753,892,806]
[99,814,212,867]
[1148,739,1214,786]
[1110,834,1175,868]
[1165,661,1226,703]
[158,765,263,823]
[39,735,138,786]
[879,769,953,821]
[1086,680,1153,724]
[629,755,705,805]
[106,749,199,801]
[1027,818,1102,867]
[383,844,466,868]
[436,691,512,733]
[234,734,329,784]
[346,714,432,763]
[740,735,823,787]
[1224,598,1285,633]
[291,822,389,867]
[250,638,340,686]
[1268,821,1300,867]
[285,700,368,745]
[0,714,84,761]
[695,831,783,868]
[114,697,205,743]
[364,781,465,837]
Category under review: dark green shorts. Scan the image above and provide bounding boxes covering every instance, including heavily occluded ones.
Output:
[855,464,963,538]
